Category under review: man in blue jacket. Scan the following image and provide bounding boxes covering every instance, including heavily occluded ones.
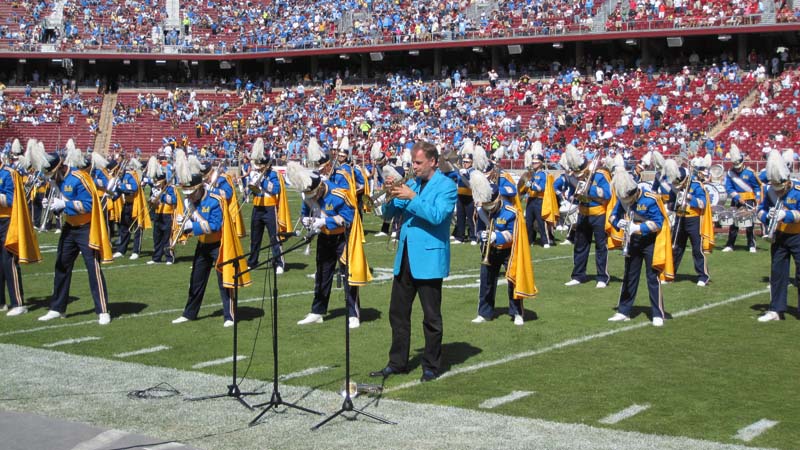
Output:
[370,141,457,382]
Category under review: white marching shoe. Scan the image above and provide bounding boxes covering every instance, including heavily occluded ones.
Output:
[722,247,733,252]
[98,313,111,325]
[757,311,781,322]
[275,266,284,275]
[564,279,581,287]
[113,252,123,258]
[38,310,64,321]
[7,306,28,316]
[560,239,572,245]
[223,320,234,328]
[596,281,607,289]
[543,244,550,249]
[749,247,757,253]
[471,316,488,323]
[513,315,524,326]
[697,280,707,287]
[297,313,323,325]
[374,232,388,237]
[172,316,190,324]
[608,313,630,322]
[348,317,360,329]
[129,253,139,260]
[652,317,664,327]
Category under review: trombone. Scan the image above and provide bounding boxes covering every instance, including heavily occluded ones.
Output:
[169,200,196,249]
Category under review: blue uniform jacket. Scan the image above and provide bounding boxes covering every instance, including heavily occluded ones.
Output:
[0,166,15,207]
[213,174,234,201]
[758,180,800,226]
[190,192,223,236]
[725,167,761,202]
[62,169,94,216]
[490,201,517,247]
[581,171,611,208]
[610,190,664,236]
[385,170,457,279]
[301,181,354,233]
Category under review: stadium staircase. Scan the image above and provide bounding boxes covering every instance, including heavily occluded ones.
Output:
[707,87,760,139]
[467,0,499,24]
[165,0,181,30]
[94,93,117,155]
[762,0,777,24]
[593,0,616,32]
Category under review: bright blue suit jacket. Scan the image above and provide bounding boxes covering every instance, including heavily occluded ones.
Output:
[384,169,457,280]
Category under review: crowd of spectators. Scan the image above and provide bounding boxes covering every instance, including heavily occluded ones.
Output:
[0,0,52,50]
[60,0,165,52]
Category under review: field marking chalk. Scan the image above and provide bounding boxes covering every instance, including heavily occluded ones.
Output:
[142,443,187,450]
[68,429,130,450]
[479,390,534,409]
[191,355,246,369]
[733,419,779,442]
[114,345,171,358]
[386,288,769,393]
[279,366,331,381]
[42,336,101,348]
[599,404,651,424]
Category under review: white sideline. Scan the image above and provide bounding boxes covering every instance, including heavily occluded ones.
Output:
[599,404,651,425]
[279,366,331,381]
[142,443,187,450]
[386,288,770,393]
[42,336,101,348]
[733,419,779,442]
[114,345,171,358]
[478,390,534,409]
[68,429,130,450]
[191,355,246,369]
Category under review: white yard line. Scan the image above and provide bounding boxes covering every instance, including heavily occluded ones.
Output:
[68,429,130,450]
[191,355,246,369]
[42,336,101,348]
[478,390,534,409]
[142,442,187,450]
[113,345,171,358]
[733,419,779,442]
[599,404,652,425]
[279,366,331,381]
[386,288,770,393]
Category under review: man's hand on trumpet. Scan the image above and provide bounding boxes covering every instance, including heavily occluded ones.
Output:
[42,195,66,213]
[302,216,325,233]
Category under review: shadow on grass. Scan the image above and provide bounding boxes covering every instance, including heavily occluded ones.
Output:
[407,341,482,374]
[750,303,800,319]
[202,306,264,322]
[628,305,674,321]
[111,302,149,317]
[23,296,63,312]
[326,307,381,324]
[496,307,539,322]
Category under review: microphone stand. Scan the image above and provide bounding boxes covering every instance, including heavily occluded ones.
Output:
[250,232,324,425]
[312,227,395,430]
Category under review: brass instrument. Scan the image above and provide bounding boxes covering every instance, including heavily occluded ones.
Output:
[764,199,784,243]
[169,199,196,249]
[247,166,267,194]
[672,178,691,250]
[24,170,43,198]
[38,180,60,232]
[481,220,495,266]
[621,209,633,258]
[566,157,600,235]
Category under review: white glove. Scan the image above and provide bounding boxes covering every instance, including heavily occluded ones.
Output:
[302,216,314,227]
[480,230,496,243]
[311,217,325,232]
[617,219,629,230]
[149,188,162,202]
[627,221,639,235]
[775,209,787,223]
[44,197,67,212]
[182,219,194,232]
[332,215,345,226]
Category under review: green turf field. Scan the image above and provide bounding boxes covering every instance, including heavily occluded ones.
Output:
[1,194,797,449]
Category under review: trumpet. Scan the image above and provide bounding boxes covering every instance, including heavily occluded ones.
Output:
[672,181,690,250]
[481,220,495,266]
[567,157,600,236]
[38,180,59,232]
[764,199,784,243]
[621,210,633,258]
[169,200,196,249]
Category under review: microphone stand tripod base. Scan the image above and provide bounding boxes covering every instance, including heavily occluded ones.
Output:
[311,394,396,430]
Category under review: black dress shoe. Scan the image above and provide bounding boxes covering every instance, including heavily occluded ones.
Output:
[370,366,400,378]
[420,370,438,383]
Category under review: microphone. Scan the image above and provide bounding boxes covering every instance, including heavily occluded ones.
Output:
[277,230,300,239]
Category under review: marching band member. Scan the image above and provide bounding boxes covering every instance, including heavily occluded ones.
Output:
[29,141,49,229]
[171,151,251,327]
[607,165,673,326]
[519,144,553,248]
[469,171,536,325]
[452,152,476,245]
[562,146,612,288]
[246,137,288,274]
[0,143,42,316]
[144,156,176,265]
[723,144,762,253]
[91,152,119,237]
[555,153,577,244]
[757,150,800,322]
[329,137,355,192]
[288,161,369,329]
[664,157,713,286]
[207,159,247,240]
[112,156,150,260]
[39,139,114,325]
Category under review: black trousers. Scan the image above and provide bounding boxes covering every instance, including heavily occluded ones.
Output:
[0,218,24,308]
[151,213,174,263]
[725,199,756,248]
[617,233,663,319]
[50,222,109,314]
[453,194,475,242]
[311,233,359,317]
[248,205,282,269]
[672,215,709,283]
[116,202,142,255]
[571,214,609,283]
[182,241,232,321]
[526,197,549,246]
[388,246,443,374]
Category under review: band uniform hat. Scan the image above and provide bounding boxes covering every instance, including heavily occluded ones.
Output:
[286,161,324,197]
[174,149,204,195]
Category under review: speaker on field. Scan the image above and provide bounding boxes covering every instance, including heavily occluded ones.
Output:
[507,44,522,55]
[666,37,683,47]
[369,52,384,61]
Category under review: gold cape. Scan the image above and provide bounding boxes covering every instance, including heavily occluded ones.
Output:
[6,169,41,263]
[215,192,252,288]
[73,170,114,264]
[506,202,537,299]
